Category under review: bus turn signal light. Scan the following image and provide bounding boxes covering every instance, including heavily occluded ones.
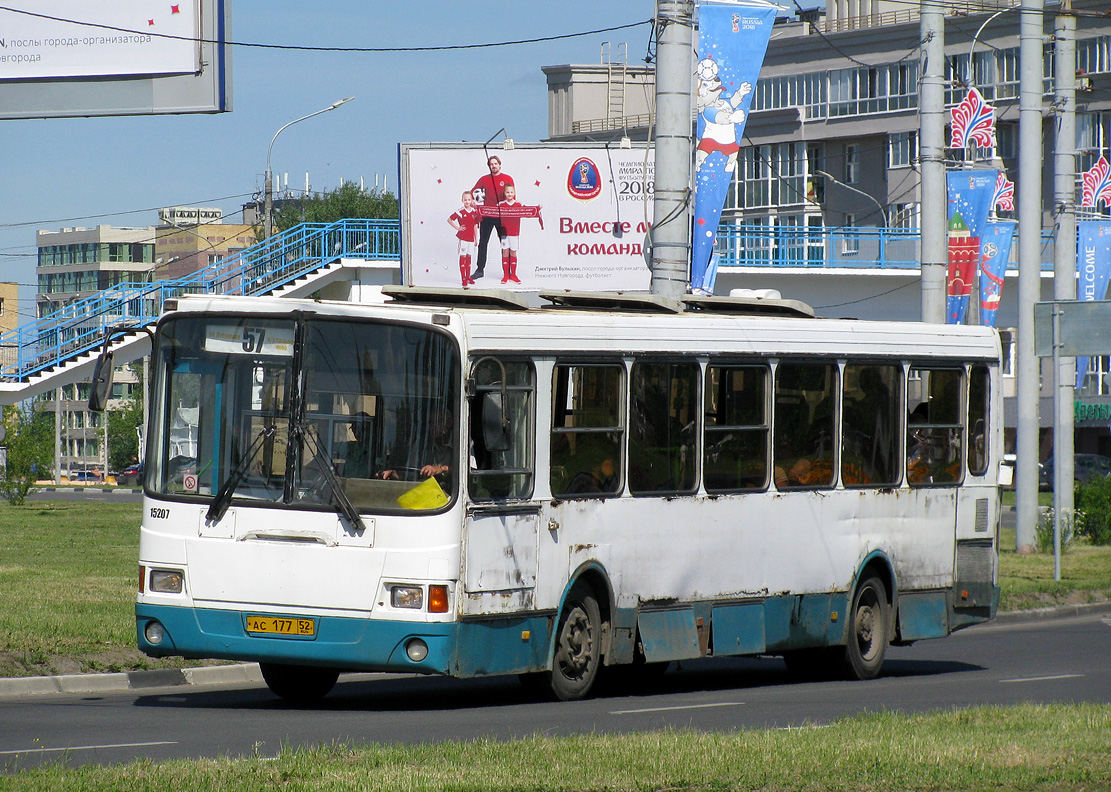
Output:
[429,585,449,613]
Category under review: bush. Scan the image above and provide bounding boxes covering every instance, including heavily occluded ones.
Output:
[1035,508,1078,554]
[1074,475,1111,545]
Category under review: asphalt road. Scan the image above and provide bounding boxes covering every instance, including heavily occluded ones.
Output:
[1,609,1108,772]
[25,487,142,503]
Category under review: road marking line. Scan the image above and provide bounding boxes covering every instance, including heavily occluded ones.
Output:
[611,702,743,715]
[1000,674,1083,684]
[0,741,177,756]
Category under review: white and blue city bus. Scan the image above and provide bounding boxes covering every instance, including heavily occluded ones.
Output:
[129,287,1001,701]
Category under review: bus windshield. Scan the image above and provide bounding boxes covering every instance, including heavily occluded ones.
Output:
[149,314,460,514]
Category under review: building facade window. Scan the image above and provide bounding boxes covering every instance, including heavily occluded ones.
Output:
[888,131,917,169]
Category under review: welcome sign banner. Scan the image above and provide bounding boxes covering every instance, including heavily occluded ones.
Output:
[945,170,999,324]
[977,221,1014,328]
[1075,220,1111,389]
[690,0,777,294]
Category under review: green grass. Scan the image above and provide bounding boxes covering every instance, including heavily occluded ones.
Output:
[3,704,1109,791]
[0,502,1108,678]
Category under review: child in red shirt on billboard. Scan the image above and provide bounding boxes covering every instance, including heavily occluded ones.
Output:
[495,184,542,285]
[447,191,480,287]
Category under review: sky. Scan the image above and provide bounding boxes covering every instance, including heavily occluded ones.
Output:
[0,1,658,320]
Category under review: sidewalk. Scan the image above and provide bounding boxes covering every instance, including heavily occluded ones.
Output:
[2,601,1108,699]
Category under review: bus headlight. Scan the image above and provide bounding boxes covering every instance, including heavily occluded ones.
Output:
[149,569,184,594]
[144,621,165,645]
[391,585,424,609]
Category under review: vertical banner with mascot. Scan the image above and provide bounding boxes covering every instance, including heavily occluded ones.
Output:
[690,0,777,294]
[1074,221,1111,389]
[401,143,655,292]
[977,221,1015,327]
[945,169,998,324]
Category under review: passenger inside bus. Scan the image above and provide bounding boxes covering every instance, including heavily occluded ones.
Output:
[341,412,373,478]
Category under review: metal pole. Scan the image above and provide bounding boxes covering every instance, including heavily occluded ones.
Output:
[650,0,694,298]
[919,0,946,323]
[1015,0,1045,555]
[54,386,61,485]
[1052,305,1063,578]
[1051,2,1077,579]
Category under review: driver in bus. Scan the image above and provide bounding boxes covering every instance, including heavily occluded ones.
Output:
[379,408,454,485]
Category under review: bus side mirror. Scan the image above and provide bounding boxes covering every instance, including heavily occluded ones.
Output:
[88,350,115,413]
[482,392,510,452]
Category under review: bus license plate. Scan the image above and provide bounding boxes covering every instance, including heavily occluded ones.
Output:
[245,615,315,637]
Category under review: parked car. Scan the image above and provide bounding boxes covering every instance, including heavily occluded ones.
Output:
[120,461,144,487]
[1039,454,1111,490]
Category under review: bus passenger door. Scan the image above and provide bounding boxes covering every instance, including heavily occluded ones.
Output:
[462,504,539,614]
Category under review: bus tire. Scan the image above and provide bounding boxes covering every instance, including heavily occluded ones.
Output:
[550,584,602,701]
[842,575,889,680]
[259,662,340,702]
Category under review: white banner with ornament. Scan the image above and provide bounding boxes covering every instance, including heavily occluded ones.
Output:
[400,143,655,292]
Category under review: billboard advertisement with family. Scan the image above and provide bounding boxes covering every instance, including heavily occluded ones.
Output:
[400,143,656,292]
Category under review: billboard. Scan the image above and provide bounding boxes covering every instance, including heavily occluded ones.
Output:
[400,143,655,292]
[0,0,230,119]
[0,1,198,80]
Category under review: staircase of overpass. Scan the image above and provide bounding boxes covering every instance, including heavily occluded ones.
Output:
[0,219,399,405]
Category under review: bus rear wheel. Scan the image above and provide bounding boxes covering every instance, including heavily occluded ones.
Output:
[841,575,889,680]
[550,585,602,701]
[259,663,340,702]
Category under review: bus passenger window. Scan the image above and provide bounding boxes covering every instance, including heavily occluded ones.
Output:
[551,364,623,497]
[968,365,990,476]
[773,361,837,489]
[907,367,964,486]
[704,365,768,492]
[629,361,698,495]
[842,364,901,487]
[468,359,535,501]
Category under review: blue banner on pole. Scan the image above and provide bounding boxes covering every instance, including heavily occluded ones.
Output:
[1075,220,1111,389]
[945,170,998,324]
[977,221,1014,327]
[690,1,777,294]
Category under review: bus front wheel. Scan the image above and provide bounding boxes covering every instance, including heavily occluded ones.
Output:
[842,575,889,680]
[550,585,602,701]
[259,663,340,702]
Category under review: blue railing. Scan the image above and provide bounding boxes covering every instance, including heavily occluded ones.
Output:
[0,218,1061,382]
[0,219,399,381]
[714,225,1056,270]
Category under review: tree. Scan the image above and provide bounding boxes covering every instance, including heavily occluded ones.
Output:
[270,182,398,236]
[1,402,54,505]
[107,370,144,473]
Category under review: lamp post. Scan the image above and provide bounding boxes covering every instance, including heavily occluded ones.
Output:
[815,169,888,226]
[264,97,354,239]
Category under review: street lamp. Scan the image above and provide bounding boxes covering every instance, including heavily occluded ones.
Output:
[264,97,354,238]
[815,169,888,227]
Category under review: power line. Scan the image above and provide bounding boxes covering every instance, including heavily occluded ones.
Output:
[0,6,652,54]
[0,192,255,231]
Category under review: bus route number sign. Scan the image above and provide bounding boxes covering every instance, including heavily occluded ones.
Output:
[204,324,295,357]
[245,615,315,637]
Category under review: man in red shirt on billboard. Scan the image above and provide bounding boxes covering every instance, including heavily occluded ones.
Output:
[471,155,514,280]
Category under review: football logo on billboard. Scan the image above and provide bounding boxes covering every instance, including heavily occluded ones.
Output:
[567,157,602,202]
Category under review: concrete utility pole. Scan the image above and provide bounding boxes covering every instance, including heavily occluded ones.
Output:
[650,0,694,298]
[919,0,946,324]
[1015,0,1046,554]
[1052,1,1077,564]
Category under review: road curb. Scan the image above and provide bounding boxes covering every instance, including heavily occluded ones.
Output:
[1,601,1107,699]
[0,664,262,698]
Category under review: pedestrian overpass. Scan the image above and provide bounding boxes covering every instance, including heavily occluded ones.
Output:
[0,219,400,405]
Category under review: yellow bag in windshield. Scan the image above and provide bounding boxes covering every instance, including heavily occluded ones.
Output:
[396,476,449,510]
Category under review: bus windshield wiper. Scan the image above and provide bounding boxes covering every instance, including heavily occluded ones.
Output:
[206,426,276,523]
[296,423,367,534]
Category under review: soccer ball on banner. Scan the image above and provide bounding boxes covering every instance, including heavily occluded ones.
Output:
[696,58,718,84]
